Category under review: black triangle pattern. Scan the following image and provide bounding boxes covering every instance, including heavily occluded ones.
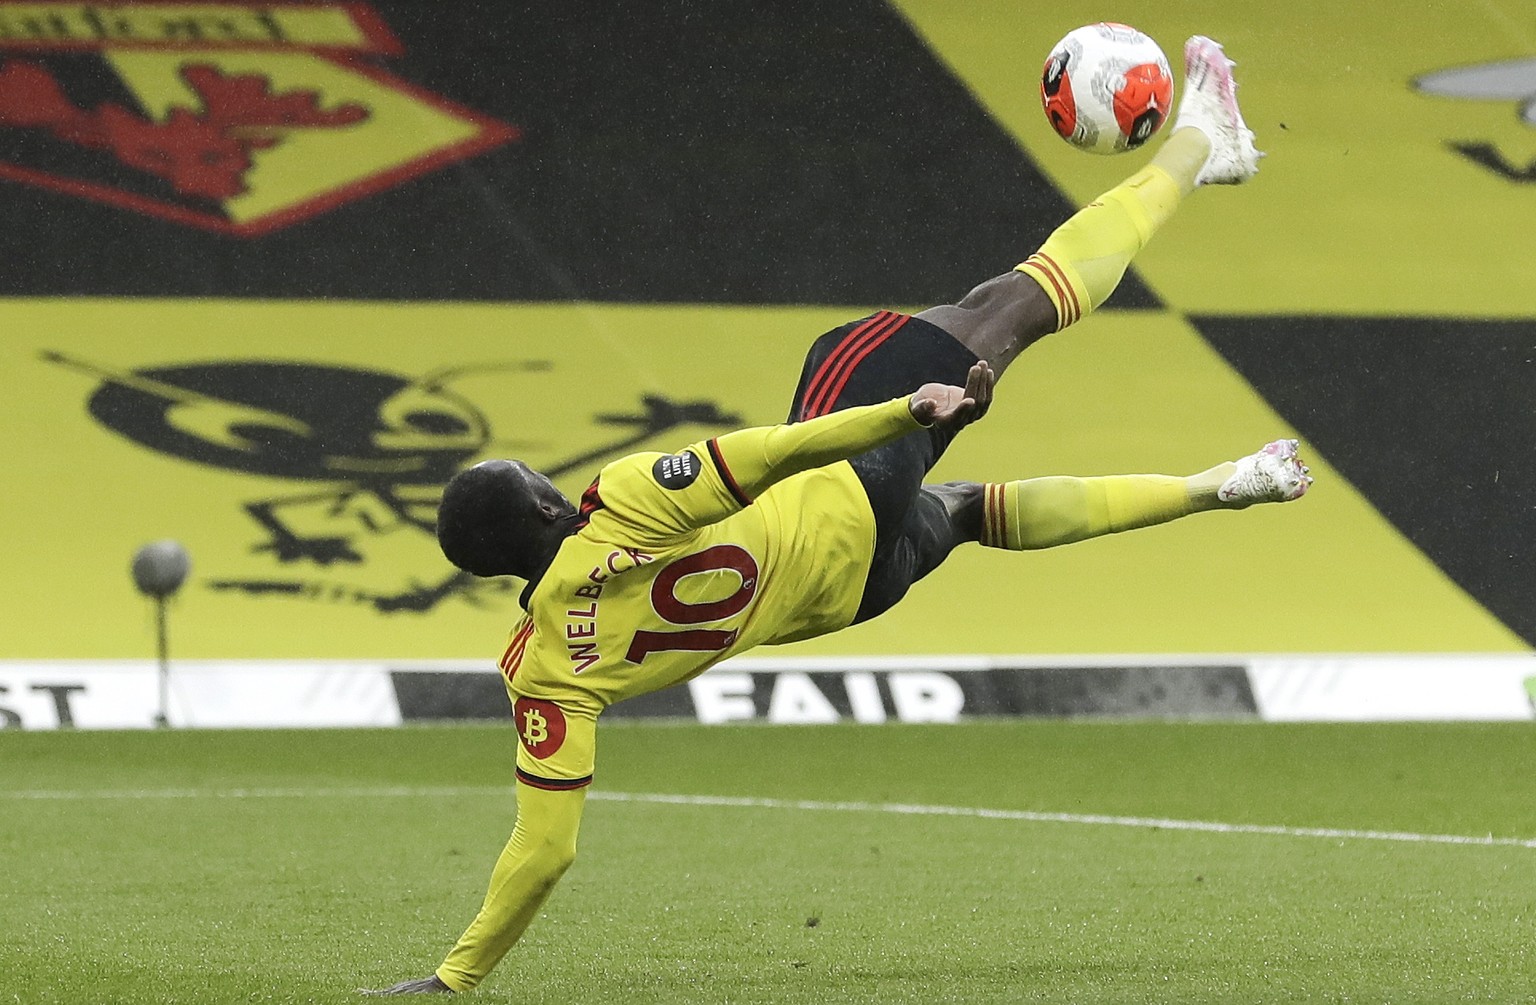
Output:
[0,0,1161,308]
[1195,314,1536,646]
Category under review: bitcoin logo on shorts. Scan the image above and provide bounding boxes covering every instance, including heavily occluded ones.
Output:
[513,697,567,759]
[520,708,548,747]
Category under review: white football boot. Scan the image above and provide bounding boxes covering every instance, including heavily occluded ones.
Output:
[1174,35,1262,185]
[1217,439,1313,507]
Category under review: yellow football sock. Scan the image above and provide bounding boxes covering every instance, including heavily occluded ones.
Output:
[1016,129,1209,331]
[980,475,1195,550]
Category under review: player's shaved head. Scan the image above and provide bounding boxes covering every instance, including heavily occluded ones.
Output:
[437,460,573,578]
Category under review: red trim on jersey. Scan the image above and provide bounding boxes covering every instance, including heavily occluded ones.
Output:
[515,766,593,791]
[499,619,535,679]
[800,310,908,419]
[705,438,751,506]
[499,620,532,669]
[574,477,604,530]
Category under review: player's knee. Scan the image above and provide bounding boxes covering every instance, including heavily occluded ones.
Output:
[541,835,578,875]
[933,480,983,510]
[514,820,579,877]
[930,481,985,540]
[945,270,1044,317]
[920,273,1056,363]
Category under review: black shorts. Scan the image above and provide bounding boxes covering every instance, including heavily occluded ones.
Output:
[787,311,978,621]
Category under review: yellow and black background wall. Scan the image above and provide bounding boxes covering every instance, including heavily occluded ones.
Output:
[1,2,1531,694]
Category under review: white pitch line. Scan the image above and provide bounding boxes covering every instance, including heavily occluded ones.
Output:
[588,791,1536,849]
[3,785,1533,850]
[0,785,512,801]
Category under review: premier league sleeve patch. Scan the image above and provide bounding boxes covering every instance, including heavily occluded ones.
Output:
[652,450,702,489]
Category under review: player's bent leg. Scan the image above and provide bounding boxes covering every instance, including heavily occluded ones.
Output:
[919,35,1261,373]
[1012,129,1205,336]
[915,272,1057,375]
[976,441,1312,551]
[917,130,1204,373]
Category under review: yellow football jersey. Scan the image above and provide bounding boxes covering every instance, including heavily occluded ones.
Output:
[439,397,927,992]
[498,396,923,716]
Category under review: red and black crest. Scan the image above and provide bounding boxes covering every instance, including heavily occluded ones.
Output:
[0,2,515,234]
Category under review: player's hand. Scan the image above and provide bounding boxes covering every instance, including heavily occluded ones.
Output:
[908,361,994,431]
[360,975,454,995]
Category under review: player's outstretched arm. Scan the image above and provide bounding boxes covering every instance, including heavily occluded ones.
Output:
[604,363,994,542]
[712,361,995,498]
[363,783,588,996]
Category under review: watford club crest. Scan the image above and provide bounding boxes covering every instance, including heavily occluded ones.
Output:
[0,2,516,234]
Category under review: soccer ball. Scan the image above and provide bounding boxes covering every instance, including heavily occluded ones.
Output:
[1040,23,1173,155]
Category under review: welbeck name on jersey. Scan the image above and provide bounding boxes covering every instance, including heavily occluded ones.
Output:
[563,547,654,674]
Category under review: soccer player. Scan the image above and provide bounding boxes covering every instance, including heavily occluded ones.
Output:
[368,37,1309,995]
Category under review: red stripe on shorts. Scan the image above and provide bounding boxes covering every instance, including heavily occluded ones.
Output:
[804,312,910,419]
[801,311,906,419]
[800,311,892,419]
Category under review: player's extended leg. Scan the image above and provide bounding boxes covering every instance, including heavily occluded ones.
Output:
[916,36,1260,374]
[846,37,1261,622]
[971,439,1311,550]
[855,440,1310,619]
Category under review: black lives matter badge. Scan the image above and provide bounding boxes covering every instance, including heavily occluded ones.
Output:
[0,2,516,234]
[653,450,701,489]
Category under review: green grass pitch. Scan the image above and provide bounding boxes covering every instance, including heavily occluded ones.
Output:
[3,721,1533,1003]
